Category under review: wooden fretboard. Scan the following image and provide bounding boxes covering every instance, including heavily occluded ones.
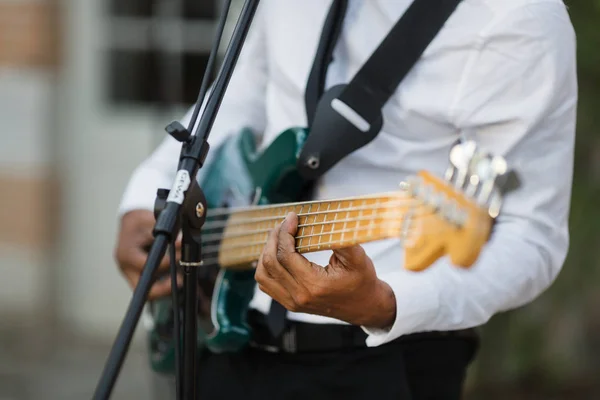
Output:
[211,191,413,269]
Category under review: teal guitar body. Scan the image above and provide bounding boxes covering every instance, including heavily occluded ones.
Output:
[147,127,310,375]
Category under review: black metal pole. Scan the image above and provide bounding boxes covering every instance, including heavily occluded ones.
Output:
[168,237,183,400]
[92,234,170,399]
[177,181,204,400]
[92,1,261,398]
[182,265,198,398]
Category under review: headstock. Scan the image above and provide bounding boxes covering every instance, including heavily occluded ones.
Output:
[401,141,520,271]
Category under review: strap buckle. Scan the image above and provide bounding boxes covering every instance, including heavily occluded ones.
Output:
[281,325,298,353]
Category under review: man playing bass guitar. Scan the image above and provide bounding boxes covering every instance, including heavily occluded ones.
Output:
[114,1,577,399]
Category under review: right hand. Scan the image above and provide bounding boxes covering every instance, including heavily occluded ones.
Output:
[114,209,182,300]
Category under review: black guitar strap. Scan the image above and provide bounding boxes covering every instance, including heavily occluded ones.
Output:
[304,0,349,128]
[266,0,350,339]
[267,0,462,339]
[298,0,463,180]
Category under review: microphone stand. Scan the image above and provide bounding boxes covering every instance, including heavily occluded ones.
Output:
[92,1,260,398]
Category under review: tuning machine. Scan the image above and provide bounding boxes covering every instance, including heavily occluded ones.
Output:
[445,140,521,218]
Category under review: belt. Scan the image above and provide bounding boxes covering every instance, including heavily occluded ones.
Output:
[247,310,477,354]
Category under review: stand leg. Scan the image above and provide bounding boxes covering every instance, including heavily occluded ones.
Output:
[93,235,169,400]
[182,265,198,399]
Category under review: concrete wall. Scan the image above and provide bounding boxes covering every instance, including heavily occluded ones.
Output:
[0,0,241,347]
[53,0,159,343]
[0,0,59,331]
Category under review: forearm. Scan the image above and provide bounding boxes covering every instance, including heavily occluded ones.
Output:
[118,136,182,216]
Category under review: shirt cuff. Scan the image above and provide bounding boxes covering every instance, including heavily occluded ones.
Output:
[361,271,441,347]
[117,171,163,218]
[117,196,156,218]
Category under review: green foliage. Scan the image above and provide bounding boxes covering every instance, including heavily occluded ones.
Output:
[566,0,600,179]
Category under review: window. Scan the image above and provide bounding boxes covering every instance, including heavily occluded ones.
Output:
[104,0,220,106]
[109,0,217,20]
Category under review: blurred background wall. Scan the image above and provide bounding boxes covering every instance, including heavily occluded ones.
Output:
[0,0,55,328]
[0,0,237,397]
[0,0,598,399]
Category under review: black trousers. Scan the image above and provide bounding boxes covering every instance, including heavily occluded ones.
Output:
[195,334,478,400]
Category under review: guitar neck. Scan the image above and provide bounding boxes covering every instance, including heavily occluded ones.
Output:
[213,191,410,269]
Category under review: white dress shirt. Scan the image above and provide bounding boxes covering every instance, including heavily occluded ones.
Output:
[119,0,577,347]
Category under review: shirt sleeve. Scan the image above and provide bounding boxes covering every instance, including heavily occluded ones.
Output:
[362,3,578,346]
[118,3,269,217]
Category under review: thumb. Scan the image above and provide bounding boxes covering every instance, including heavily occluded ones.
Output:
[281,212,299,237]
[332,245,368,269]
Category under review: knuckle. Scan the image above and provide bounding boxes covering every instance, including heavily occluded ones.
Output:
[309,286,324,299]
[262,253,277,270]
[354,245,366,259]
[255,267,266,284]
[275,243,288,264]
[294,292,311,308]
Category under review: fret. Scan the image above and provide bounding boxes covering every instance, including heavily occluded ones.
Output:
[297,230,397,251]
[211,202,397,226]
[217,192,410,269]
[306,203,315,250]
[318,202,331,251]
[297,204,305,248]
[331,201,342,244]
[340,200,352,246]
[296,223,397,241]
[368,198,378,237]
[213,213,400,242]
[261,205,269,256]
[354,199,365,245]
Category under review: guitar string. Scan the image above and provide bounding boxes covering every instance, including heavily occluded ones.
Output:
[207,195,420,217]
[198,206,437,244]
[199,199,437,232]
[201,218,420,255]
[198,218,448,268]
[198,213,454,262]
[180,191,478,268]
[202,202,415,230]
[200,190,410,217]
[202,211,429,244]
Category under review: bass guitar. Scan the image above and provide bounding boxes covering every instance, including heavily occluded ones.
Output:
[146,126,516,374]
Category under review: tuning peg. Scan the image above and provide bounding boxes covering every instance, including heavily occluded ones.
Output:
[448,140,478,190]
[444,139,523,220]
[476,155,510,205]
[488,192,503,219]
[449,140,478,170]
[402,176,423,197]
[444,165,455,182]
[465,173,480,198]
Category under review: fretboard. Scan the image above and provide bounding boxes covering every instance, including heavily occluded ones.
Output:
[213,191,410,269]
